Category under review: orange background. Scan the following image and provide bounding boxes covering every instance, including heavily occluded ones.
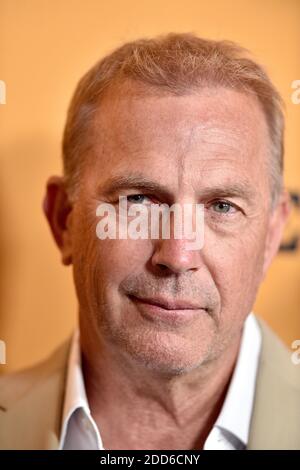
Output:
[0,0,299,373]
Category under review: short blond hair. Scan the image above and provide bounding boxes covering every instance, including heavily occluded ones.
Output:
[62,33,284,205]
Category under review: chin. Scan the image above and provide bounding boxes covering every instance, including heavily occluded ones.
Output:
[116,329,213,376]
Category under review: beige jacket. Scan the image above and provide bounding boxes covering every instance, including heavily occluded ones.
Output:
[0,316,300,449]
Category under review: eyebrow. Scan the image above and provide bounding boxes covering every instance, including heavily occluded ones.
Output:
[100,174,172,199]
[98,173,256,204]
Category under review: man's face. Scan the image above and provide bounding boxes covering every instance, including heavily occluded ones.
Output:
[70,83,274,374]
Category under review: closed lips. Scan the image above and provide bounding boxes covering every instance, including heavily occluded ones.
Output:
[129,295,204,311]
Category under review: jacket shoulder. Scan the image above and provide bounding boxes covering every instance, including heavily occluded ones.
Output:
[256,316,300,389]
[0,338,71,408]
[0,337,71,449]
[248,316,300,449]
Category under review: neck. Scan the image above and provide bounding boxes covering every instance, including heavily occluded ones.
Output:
[80,325,242,450]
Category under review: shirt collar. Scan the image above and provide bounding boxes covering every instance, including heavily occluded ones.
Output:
[213,312,262,446]
[58,329,103,450]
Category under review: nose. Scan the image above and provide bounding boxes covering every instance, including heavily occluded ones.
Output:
[151,238,202,274]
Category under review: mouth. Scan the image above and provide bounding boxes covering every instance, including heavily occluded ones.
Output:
[128,294,207,326]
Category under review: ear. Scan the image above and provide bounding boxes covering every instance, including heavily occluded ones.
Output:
[262,189,291,279]
[42,176,74,265]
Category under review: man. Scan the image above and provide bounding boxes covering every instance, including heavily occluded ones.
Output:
[0,33,299,450]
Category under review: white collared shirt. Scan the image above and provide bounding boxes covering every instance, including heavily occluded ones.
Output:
[59,312,262,450]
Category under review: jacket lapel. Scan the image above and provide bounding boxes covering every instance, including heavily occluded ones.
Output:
[248,317,300,449]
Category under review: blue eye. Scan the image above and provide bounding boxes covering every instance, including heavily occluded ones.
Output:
[127,194,149,204]
[212,201,235,214]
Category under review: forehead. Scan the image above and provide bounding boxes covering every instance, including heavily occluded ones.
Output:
[88,82,271,194]
[93,82,269,154]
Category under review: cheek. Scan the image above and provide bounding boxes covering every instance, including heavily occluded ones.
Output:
[76,231,153,291]
[204,225,267,317]
[99,239,153,282]
[74,199,154,277]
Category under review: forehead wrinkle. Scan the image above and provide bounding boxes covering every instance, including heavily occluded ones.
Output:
[175,121,252,194]
[187,123,252,157]
[176,124,199,192]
